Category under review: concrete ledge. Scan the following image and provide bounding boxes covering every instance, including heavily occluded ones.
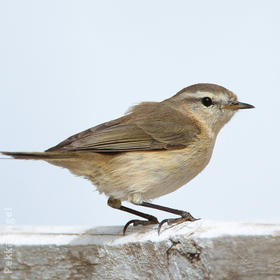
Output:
[0,220,280,280]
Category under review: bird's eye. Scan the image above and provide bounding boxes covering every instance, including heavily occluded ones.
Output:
[201,97,213,107]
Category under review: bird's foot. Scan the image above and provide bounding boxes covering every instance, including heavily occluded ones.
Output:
[158,212,199,235]
[123,216,159,235]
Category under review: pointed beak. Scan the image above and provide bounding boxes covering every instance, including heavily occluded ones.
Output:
[223,101,255,110]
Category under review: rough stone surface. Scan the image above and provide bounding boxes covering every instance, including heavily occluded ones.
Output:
[0,221,280,280]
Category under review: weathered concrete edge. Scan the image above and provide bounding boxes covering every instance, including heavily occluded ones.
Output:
[0,220,279,246]
[0,221,280,280]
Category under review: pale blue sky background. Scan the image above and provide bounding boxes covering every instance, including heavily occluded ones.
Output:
[0,0,279,227]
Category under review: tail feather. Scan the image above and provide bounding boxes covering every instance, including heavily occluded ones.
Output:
[1,151,79,160]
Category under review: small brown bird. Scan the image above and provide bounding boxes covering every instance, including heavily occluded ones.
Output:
[2,83,254,234]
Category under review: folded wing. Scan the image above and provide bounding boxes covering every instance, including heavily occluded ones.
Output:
[47,102,200,153]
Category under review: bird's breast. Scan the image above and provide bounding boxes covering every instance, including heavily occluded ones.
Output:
[104,135,215,201]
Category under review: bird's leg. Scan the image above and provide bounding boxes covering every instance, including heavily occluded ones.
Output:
[107,198,159,235]
[139,201,199,234]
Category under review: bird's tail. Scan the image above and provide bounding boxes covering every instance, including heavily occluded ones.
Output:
[1,151,79,160]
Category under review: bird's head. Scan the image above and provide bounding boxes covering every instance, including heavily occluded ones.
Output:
[165,83,254,135]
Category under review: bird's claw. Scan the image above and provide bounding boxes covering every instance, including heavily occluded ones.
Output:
[157,212,199,235]
[123,218,159,235]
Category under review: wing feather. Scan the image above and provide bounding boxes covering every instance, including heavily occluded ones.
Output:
[46,102,200,152]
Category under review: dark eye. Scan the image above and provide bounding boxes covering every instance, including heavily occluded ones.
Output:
[201,97,213,107]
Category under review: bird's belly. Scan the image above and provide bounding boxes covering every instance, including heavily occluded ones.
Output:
[94,140,214,202]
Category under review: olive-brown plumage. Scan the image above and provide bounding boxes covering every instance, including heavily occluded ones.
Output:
[2,83,254,233]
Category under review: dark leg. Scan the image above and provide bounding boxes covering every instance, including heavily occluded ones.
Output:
[139,201,199,234]
[107,198,159,235]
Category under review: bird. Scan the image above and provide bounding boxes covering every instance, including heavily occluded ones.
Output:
[1,83,254,234]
